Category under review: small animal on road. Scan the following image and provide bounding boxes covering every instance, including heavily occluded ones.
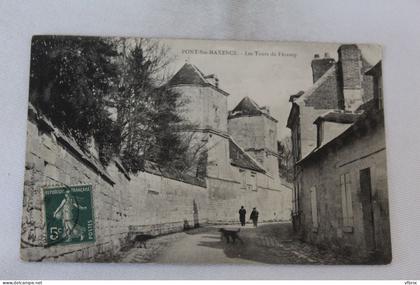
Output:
[132,234,154,248]
[219,228,244,244]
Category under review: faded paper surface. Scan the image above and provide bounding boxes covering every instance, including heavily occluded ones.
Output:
[21,36,390,264]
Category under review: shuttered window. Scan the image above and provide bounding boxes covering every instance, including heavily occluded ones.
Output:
[340,173,354,228]
[310,186,318,229]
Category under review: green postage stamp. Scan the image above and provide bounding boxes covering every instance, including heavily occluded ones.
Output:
[43,185,95,246]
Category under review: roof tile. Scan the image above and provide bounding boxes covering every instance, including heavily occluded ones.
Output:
[229,138,266,173]
[168,63,208,86]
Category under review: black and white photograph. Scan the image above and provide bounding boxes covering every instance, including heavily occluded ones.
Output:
[19,35,391,265]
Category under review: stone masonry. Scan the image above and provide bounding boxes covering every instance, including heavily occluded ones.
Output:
[21,62,292,262]
[21,106,208,262]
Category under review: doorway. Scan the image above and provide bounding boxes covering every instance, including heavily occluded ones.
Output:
[359,168,376,251]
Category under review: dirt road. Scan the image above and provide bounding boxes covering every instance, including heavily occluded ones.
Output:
[121,223,353,264]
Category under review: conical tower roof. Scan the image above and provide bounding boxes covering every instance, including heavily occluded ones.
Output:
[229,96,278,122]
[231,97,263,116]
[167,62,229,96]
[168,63,208,86]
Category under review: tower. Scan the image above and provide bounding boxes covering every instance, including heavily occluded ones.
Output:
[168,63,233,180]
[227,97,280,181]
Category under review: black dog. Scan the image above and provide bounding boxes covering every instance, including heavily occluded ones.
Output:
[219,228,244,244]
[132,234,154,248]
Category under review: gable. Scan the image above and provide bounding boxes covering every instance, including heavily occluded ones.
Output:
[300,65,343,110]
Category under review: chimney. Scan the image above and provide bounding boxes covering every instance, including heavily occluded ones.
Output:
[261,106,270,114]
[204,74,219,88]
[311,53,335,83]
[338,44,364,111]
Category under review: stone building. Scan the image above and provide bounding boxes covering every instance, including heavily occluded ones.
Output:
[287,47,391,263]
[228,96,281,188]
[169,63,292,223]
[287,44,375,225]
[21,62,291,262]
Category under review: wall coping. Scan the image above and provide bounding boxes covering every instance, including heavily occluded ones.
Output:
[28,104,116,186]
[27,103,207,188]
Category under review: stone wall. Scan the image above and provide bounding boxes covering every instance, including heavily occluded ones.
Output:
[172,85,228,133]
[21,105,291,262]
[207,168,292,224]
[228,115,280,178]
[206,132,234,181]
[20,107,207,262]
[302,65,342,110]
[128,171,208,235]
[228,116,269,152]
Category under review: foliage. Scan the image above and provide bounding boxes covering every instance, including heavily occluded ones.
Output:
[29,36,206,176]
[278,136,294,183]
[29,35,120,164]
[112,40,190,172]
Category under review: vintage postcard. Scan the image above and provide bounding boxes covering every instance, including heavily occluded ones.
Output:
[21,36,391,264]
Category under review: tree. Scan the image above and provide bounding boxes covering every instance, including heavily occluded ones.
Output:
[168,131,209,178]
[29,36,204,176]
[112,39,189,172]
[29,35,120,164]
[278,136,294,183]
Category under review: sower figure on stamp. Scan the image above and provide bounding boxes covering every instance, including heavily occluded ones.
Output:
[53,189,87,242]
[250,207,259,228]
[239,206,246,226]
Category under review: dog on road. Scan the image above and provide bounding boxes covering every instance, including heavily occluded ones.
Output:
[132,234,154,248]
[219,228,244,244]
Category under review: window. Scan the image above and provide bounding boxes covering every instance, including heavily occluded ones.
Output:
[310,186,318,230]
[251,173,257,191]
[269,129,275,148]
[292,121,301,161]
[247,172,257,191]
[240,169,246,189]
[213,105,220,126]
[340,173,354,230]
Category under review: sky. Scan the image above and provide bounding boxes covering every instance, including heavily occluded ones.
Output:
[159,39,382,139]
